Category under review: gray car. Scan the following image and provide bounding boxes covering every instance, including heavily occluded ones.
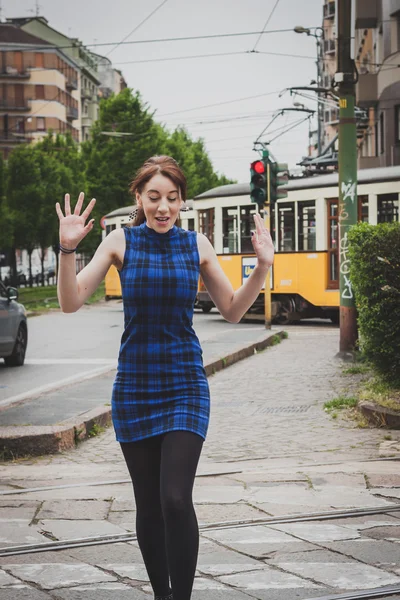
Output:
[0,281,28,366]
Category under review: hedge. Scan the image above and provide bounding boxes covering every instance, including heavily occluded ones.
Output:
[348,222,400,386]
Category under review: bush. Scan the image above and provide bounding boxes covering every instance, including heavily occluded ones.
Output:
[348,222,400,386]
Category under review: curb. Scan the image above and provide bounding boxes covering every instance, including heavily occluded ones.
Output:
[359,400,400,429]
[0,330,285,459]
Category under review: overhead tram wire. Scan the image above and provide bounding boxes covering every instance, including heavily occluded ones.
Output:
[252,0,281,52]
[27,28,304,53]
[102,0,169,58]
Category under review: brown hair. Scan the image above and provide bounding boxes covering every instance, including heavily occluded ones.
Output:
[128,155,187,227]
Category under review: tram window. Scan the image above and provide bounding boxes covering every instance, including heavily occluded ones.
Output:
[378,193,399,223]
[277,202,295,252]
[298,201,316,251]
[222,208,238,253]
[106,224,116,236]
[198,209,214,246]
[240,205,257,254]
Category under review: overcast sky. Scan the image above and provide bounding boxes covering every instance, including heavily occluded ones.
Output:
[5,0,324,183]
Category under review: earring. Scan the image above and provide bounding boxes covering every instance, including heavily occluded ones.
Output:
[129,208,138,221]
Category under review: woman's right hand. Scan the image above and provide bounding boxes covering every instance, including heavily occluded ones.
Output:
[56,192,96,250]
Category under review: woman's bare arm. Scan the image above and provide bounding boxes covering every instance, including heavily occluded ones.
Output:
[198,214,274,323]
[58,228,125,313]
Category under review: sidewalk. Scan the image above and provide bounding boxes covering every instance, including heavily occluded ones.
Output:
[0,323,285,458]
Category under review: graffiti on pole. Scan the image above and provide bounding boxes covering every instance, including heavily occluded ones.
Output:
[340,231,353,299]
[341,180,356,205]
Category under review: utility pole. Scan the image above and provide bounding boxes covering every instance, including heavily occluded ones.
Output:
[335,0,358,355]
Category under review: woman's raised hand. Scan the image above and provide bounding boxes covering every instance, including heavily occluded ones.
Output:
[56,193,96,250]
[251,213,274,269]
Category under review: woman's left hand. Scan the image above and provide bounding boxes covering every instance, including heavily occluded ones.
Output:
[251,213,274,269]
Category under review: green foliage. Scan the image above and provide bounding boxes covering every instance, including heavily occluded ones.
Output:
[3,87,233,267]
[348,222,400,386]
[324,396,358,411]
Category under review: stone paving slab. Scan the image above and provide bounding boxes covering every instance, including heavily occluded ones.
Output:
[319,539,400,569]
[0,521,47,546]
[270,523,360,543]
[53,584,149,600]
[37,499,111,521]
[275,561,400,589]
[37,519,130,540]
[4,563,117,589]
[0,589,51,600]
[202,526,317,558]
[218,568,323,590]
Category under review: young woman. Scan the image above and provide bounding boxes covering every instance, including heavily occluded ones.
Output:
[56,155,274,600]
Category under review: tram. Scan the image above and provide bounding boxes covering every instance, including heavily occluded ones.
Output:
[103,166,400,323]
[194,166,400,323]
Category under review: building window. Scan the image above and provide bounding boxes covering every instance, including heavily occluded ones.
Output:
[379,111,384,154]
[277,202,295,252]
[378,193,399,223]
[222,207,238,253]
[35,53,44,68]
[187,218,195,231]
[36,85,45,100]
[395,105,400,143]
[37,117,45,131]
[240,205,257,253]
[298,201,316,251]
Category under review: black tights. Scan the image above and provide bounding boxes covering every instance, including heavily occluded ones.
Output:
[120,430,204,600]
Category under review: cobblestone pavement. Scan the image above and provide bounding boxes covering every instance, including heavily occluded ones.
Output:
[1,324,400,599]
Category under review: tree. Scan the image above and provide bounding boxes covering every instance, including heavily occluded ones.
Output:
[6,145,43,285]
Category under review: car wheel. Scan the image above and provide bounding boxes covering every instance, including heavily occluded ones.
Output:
[4,323,28,367]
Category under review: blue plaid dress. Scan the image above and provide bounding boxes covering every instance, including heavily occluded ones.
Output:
[111,222,210,443]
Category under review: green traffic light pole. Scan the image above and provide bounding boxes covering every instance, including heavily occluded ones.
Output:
[262,149,272,329]
[335,0,358,355]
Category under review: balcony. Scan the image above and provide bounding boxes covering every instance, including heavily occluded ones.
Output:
[81,87,93,99]
[0,99,30,112]
[356,72,377,107]
[0,67,30,79]
[66,106,78,120]
[66,77,78,90]
[355,0,378,29]
[323,1,335,20]
[0,131,29,143]
[324,39,336,55]
[81,115,93,128]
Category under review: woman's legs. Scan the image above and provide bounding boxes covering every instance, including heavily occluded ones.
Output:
[160,431,204,600]
[120,436,172,598]
[121,430,204,600]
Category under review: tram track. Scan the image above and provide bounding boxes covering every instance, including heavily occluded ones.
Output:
[0,502,399,557]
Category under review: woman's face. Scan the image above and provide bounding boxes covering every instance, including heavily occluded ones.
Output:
[136,173,183,232]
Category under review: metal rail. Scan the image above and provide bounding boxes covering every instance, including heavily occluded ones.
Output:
[303,584,400,600]
[0,503,399,557]
[0,470,243,496]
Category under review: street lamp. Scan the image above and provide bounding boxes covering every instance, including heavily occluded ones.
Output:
[294,25,324,155]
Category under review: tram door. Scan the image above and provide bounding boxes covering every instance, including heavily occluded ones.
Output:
[327,196,368,289]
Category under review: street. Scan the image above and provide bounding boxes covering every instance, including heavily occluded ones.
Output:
[0,306,399,599]
[0,302,265,409]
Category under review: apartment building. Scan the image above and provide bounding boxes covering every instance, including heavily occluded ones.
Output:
[0,23,80,159]
[356,0,400,168]
[316,0,400,170]
[90,52,127,99]
[7,16,101,142]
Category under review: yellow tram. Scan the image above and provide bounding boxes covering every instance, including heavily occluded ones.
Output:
[103,166,400,323]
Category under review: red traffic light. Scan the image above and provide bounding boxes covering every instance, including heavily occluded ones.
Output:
[251,160,265,174]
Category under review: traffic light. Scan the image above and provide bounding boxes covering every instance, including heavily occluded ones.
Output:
[268,162,289,204]
[250,158,267,208]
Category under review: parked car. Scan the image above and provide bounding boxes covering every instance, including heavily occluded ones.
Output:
[0,281,28,366]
